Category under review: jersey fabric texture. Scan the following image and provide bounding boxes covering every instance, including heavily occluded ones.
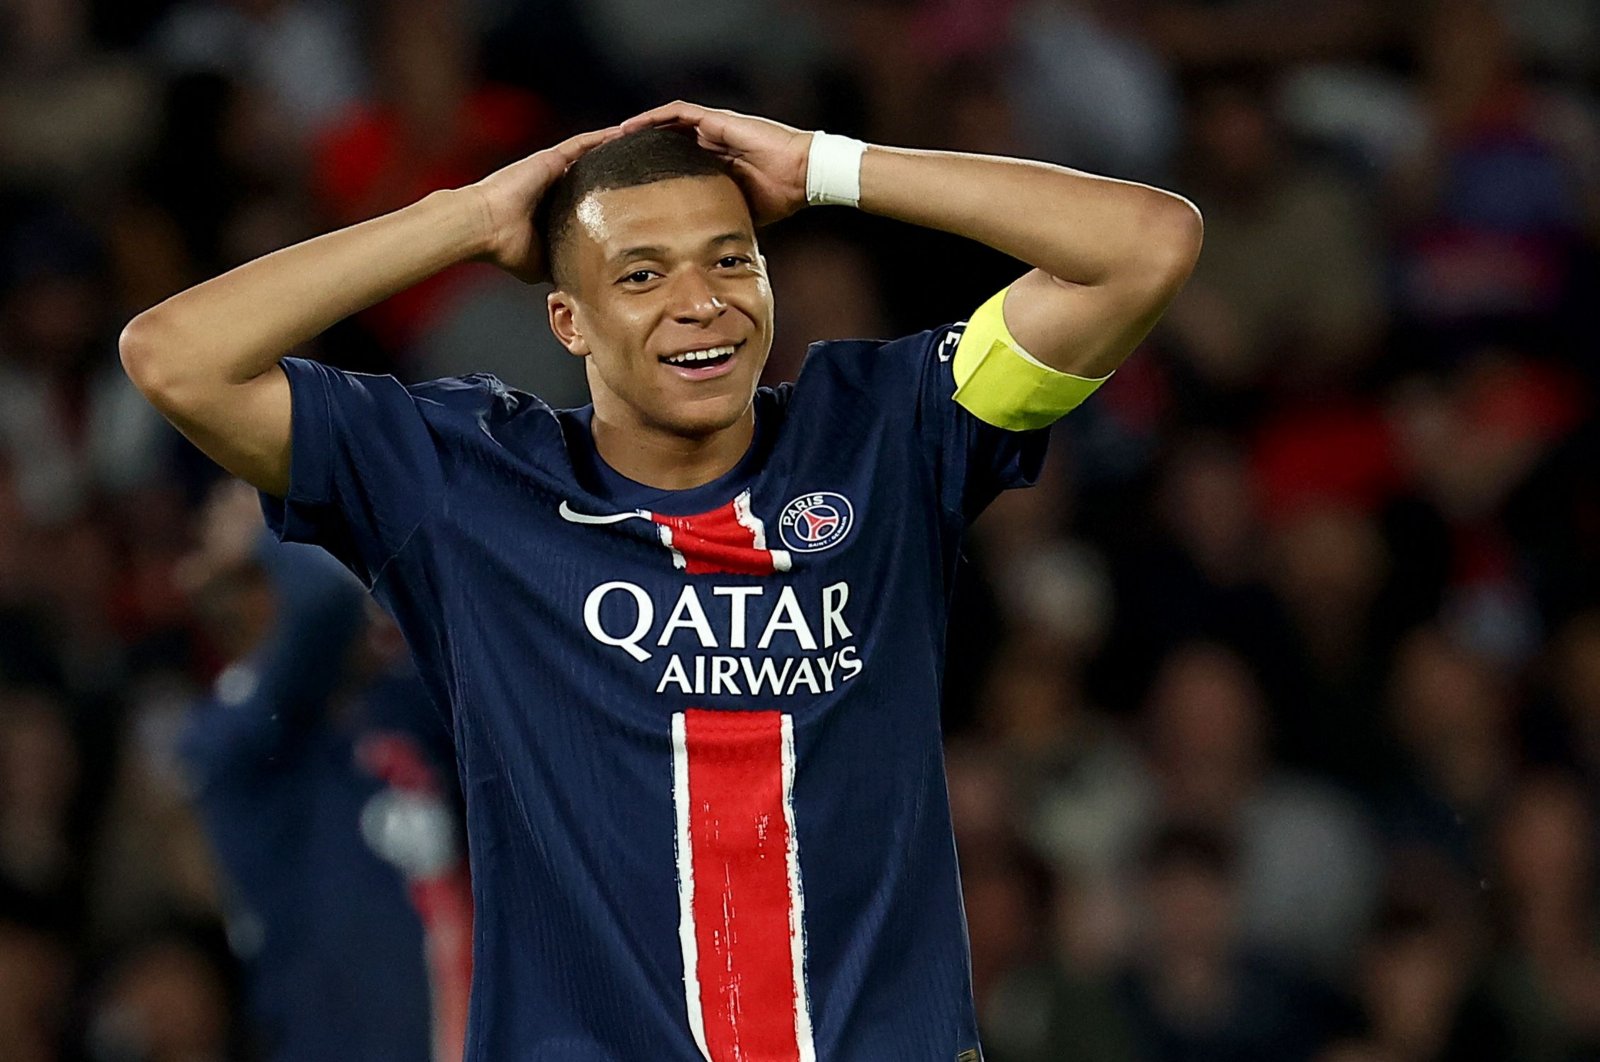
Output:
[259,321,1049,1061]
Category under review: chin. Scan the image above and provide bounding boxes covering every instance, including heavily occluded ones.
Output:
[659,392,754,439]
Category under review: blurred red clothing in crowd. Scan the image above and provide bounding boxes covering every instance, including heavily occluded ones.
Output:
[312,86,550,349]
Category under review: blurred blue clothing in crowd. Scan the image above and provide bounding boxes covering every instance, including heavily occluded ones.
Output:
[178,532,460,1062]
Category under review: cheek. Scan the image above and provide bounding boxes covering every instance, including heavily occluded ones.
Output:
[585,300,657,357]
[732,281,775,334]
[753,276,775,318]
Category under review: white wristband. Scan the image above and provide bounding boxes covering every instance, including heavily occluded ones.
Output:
[805,131,867,208]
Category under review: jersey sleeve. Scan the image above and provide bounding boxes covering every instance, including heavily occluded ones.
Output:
[923,285,1111,521]
[950,286,1111,431]
[258,356,446,588]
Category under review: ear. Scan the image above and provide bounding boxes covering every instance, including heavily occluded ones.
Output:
[546,290,591,357]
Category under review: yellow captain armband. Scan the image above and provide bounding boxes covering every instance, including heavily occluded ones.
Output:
[951,287,1111,431]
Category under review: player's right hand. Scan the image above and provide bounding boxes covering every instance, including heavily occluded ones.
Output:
[467,126,622,284]
[177,478,265,594]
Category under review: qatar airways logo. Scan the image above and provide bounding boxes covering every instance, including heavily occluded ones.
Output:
[582,580,863,697]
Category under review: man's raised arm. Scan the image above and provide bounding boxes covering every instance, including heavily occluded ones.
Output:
[621,103,1202,384]
[855,146,1201,381]
[119,128,618,497]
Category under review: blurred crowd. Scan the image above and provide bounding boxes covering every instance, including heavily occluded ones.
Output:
[1,0,1598,1059]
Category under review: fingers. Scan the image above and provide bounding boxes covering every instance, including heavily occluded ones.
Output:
[620,100,715,134]
[535,105,730,170]
[586,124,627,147]
[549,125,624,163]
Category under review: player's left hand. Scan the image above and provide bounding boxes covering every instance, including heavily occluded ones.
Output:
[620,101,812,225]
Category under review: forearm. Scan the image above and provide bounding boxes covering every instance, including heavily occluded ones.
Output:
[120,189,489,390]
[614,100,1201,383]
[185,539,366,777]
[253,532,368,713]
[856,146,1201,377]
[859,146,1198,292]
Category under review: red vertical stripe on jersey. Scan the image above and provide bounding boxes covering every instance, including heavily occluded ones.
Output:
[680,708,805,1060]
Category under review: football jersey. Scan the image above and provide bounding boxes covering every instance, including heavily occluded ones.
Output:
[260,322,1048,1061]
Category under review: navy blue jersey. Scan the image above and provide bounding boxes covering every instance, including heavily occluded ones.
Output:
[179,535,462,1062]
[260,324,1047,1061]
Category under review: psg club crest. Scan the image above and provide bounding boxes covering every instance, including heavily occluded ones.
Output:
[777,492,854,554]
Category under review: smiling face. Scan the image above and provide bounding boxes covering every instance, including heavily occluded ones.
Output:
[546,175,775,441]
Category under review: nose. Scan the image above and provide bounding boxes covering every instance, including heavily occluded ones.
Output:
[667,268,726,326]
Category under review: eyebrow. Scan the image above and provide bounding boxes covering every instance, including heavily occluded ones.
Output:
[611,232,752,265]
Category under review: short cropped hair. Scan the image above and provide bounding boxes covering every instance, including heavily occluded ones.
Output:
[537,128,733,289]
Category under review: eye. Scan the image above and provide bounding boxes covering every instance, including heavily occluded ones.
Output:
[619,269,659,285]
[716,255,751,269]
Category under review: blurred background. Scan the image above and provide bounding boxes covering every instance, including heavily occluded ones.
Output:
[2,0,1599,1059]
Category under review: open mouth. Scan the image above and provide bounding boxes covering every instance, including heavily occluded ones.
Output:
[661,342,739,368]
[659,341,742,378]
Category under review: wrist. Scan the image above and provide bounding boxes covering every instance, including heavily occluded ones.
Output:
[434,187,498,260]
[805,132,868,209]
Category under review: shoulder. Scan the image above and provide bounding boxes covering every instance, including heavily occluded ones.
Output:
[407,371,545,413]
[282,360,566,461]
[280,358,535,416]
[792,328,954,393]
[403,371,560,433]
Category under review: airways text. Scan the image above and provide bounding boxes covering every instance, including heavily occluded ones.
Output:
[582,580,864,698]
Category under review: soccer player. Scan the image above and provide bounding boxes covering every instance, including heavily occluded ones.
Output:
[121,103,1201,1059]
[178,479,472,1062]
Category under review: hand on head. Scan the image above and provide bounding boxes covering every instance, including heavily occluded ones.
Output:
[471,105,812,285]
[620,102,813,226]
[469,125,626,283]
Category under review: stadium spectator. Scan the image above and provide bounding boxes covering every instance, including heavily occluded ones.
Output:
[153,0,366,143]
[1117,824,1338,1061]
[1383,626,1518,871]
[1345,900,1508,1061]
[0,689,83,922]
[1142,642,1381,976]
[76,919,241,1062]
[310,0,551,352]
[0,0,157,191]
[1162,67,1386,394]
[1005,0,1181,181]
[0,896,73,1062]
[1486,772,1600,1058]
[981,639,1151,929]
[1389,0,1600,361]
[1546,612,1600,774]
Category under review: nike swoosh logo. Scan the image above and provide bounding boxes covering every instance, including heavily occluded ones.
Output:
[557,501,653,526]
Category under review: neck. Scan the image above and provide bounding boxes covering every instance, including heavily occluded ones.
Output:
[590,404,755,491]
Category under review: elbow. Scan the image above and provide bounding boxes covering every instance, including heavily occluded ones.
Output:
[1145,193,1204,294]
[1174,195,1205,272]
[119,310,166,393]
[119,308,193,403]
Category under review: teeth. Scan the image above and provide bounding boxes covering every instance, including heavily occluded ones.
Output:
[665,345,735,366]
